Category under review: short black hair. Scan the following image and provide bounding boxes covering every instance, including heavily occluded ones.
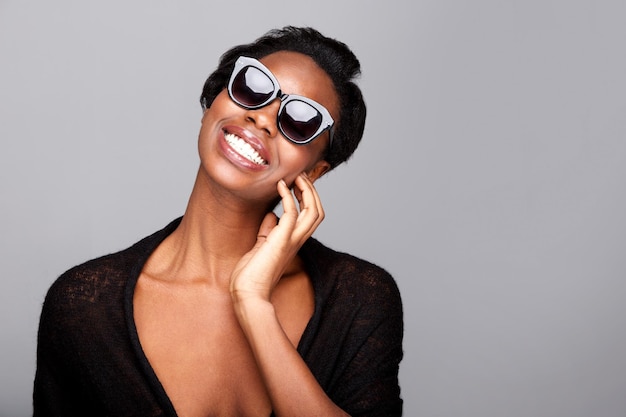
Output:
[200,26,366,170]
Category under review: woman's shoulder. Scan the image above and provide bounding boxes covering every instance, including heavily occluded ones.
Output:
[301,237,402,310]
[43,244,139,315]
[44,218,180,311]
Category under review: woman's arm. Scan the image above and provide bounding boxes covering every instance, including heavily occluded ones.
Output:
[234,298,349,417]
[230,173,350,417]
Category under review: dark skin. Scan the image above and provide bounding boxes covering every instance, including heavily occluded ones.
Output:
[133,51,350,417]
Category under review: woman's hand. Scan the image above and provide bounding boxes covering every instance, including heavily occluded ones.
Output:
[228,173,349,417]
[229,172,324,303]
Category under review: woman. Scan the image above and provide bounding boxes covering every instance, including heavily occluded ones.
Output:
[34,27,403,417]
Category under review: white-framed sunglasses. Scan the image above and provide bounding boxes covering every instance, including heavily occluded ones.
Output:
[225,56,335,147]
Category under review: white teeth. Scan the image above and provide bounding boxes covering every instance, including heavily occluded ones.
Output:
[224,133,267,165]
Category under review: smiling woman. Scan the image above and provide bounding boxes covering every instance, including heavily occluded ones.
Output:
[33,26,403,417]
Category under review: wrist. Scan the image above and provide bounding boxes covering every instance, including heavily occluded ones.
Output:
[231,291,275,324]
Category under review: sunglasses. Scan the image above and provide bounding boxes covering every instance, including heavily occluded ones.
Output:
[226,56,334,147]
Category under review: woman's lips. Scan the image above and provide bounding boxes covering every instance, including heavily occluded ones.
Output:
[224,132,267,165]
[219,126,270,170]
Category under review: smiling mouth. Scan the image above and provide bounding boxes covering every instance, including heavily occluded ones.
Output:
[224,132,268,165]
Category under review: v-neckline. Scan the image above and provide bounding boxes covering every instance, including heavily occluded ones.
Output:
[122,217,323,416]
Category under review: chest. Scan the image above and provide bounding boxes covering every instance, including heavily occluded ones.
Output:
[132,274,314,417]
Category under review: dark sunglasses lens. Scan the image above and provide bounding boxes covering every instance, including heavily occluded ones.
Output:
[280,100,323,143]
[232,66,275,107]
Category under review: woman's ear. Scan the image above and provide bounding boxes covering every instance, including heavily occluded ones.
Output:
[306,160,331,183]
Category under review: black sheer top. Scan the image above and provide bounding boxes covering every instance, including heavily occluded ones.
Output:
[34,218,403,416]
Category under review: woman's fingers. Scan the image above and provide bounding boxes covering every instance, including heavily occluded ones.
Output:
[257,212,278,241]
[295,174,324,221]
[270,175,323,245]
[290,173,325,241]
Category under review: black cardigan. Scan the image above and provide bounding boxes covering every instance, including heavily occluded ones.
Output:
[33,218,403,416]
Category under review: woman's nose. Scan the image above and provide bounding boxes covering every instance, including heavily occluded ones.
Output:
[244,99,281,138]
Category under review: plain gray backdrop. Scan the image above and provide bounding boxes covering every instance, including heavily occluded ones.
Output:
[1,0,625,416]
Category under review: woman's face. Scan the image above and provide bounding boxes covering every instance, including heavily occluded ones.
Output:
[197,50,339,203]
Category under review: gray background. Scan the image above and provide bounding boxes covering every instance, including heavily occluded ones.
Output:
[1,0,625,416]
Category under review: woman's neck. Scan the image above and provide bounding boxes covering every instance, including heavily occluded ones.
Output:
[142,170,274,289]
